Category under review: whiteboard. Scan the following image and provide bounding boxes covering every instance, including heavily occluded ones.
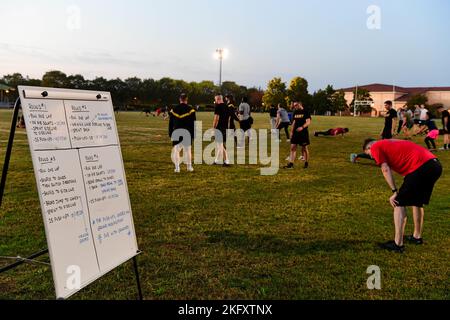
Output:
[18,86,139,299]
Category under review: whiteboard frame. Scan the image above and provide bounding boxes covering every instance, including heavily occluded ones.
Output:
[18,86,139,300]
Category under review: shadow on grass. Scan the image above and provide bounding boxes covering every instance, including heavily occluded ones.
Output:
[205,231,368,256]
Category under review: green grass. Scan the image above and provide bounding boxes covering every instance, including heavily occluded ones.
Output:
[0,110,449,300]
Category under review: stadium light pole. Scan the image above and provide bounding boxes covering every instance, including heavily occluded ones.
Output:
[215,48,228,88]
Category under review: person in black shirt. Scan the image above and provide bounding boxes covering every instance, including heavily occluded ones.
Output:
[225,95,240,131]
[269,105,278,132]
[437,106,449,150]
[284,102,312,169]
[169,93,196,173]
[381,101,398,140]
[213,94,231,166]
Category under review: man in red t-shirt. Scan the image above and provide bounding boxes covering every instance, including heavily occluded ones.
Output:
[314,128,349,137]
[363,139,442,253]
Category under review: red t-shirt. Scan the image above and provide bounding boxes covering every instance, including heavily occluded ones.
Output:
[371,140,437,176]
[330,128,345,136]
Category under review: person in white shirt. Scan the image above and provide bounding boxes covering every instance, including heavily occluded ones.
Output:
[419,105,429,122]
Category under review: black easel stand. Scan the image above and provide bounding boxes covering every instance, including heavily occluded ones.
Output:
[133,255,144,300]
[0,98,143,300]
[0,98,49,272]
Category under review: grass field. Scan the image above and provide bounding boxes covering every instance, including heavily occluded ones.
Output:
[0,110,449,300]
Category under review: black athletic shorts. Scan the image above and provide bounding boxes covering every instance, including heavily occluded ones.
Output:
[382,128,393,140]
[172,137,193,147]
[240,119,251,132]
[291,130,310,146]
[396,158,442,208]
[215,128,229,144]
[277,122,290,130]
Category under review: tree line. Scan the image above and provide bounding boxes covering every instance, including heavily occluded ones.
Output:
[262,76,349,115]
[12,71,436,115]
[1,71,264,111]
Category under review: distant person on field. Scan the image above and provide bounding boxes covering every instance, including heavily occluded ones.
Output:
[213,94,231,167]
[225,95,240,132]
[284,101,312,170]
[437,106,449,150]
[400,108,415,139]
[153,108,162,117]
[381,101,397,140]
[413,105,421,124]
[397,107,405,135]
[238,97,252,144]
[314,128,349,137]
[362,139,442,253]
[16,115,26,129]
[417,112,440,151]
[269,104,278,132]
[169,94,196,173]
[413,104,429,135]
[276,104,291,142]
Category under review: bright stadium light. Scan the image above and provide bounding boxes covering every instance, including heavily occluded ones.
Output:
[214,48,229,87]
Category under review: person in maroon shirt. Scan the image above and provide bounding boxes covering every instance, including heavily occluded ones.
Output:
[363,139,442,253]
[314,128,349,137]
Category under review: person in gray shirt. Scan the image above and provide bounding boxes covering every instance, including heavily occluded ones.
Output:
[239,97,252,140]
[276,104,291,141]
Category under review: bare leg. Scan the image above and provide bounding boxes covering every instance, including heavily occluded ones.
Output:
[302,146,310,162]
[290,145,297,163]
[223,146,229,164]
[172,145,181,170]
[394,207,408,246]
[412,206,425,239]
[184,146,193,169]
[215,143,224,164]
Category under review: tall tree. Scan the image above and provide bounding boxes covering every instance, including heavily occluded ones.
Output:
[330,90,348,113]
[286,76,311,106]
[312,90,331,115]
[407,94,428,109]
[42,71,68,88]
[262,77,287,110]
[67,74,87,89]
[350,88,373,114]
[247,87,264,111]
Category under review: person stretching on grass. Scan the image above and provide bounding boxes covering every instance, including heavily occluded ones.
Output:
[362,139,442,253]
[417,112,440,151]
[315,128,349,137]
[169,93,196,173]
[276,104,291,142]
[284,101,311,169]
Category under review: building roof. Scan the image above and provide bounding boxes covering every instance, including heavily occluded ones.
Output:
[340,83,407,93]
[341,83,450,93]
[340,83,450,103]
